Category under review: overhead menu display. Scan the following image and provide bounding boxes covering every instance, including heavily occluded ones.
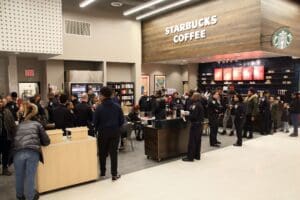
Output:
[165,15,218,44]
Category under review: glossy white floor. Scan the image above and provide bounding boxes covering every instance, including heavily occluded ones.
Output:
[41,133,300,200]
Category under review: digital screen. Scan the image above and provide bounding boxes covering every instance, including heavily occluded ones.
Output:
[233,67,243,81]
[253,66,265,80]
[243,67,253,81]
[223,68,232,81]
[214,68,223,81]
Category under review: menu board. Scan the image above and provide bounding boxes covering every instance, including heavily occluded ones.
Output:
[214,68,223,81]
[243,67,253,80]
[232,67,243,81]
[223,68,232,81]
[253,66,265,80]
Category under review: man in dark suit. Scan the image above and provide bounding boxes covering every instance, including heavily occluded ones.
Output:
[74,93,93,127]
[53,94,75,135]
[94,87,124,181]
[208,91,222,147]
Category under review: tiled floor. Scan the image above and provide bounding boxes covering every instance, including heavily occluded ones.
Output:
[0,130,255,200]
[40,133,300,200]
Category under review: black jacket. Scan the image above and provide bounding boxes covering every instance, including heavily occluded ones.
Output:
[152,97,166,120]
[47,99,59,123]
[233,102,246,123]
[128,111,141,122]
[139,96,151,112]
[208,98,222,124]
[170,98,184,110]
[0,108,17,141]
[289,99,300,114]
[259,98,271,116]
[11,120,50,164]
[74,102,93,127]
[6,102,19,121]
[93,99,125,132]
[53,104,75,130]
[188,101,204,123]
[281,108,289,122]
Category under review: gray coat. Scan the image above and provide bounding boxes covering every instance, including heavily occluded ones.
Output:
[12,120,50,164]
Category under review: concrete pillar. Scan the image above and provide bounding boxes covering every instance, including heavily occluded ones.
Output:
[8,55,18,93]
[103,61,107,86]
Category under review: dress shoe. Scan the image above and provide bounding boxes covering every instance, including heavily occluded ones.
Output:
[33,192,40,200]
[289,133,298,137]
[233,143,242,147]
[194,157,201,161]
[247,136,253,139]
[211,144,220,147]
[17,196,25,200]
[242,134,247,138]
[112,174,121,181]
[182,157,194,162]
[285,130,290,133]
[229,131,234,136]
[2,168,12,176]
[216,141,221,144]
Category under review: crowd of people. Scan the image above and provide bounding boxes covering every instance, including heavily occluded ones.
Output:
[1,86,300,199]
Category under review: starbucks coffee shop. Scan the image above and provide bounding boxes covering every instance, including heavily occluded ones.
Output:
[142,0,300,96]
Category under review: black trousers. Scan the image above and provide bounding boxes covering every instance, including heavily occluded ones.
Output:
[209,122,218,145]
[0,137,10,169]
[235,120,244,145]
[97,130,120,176]
[187,123,203,160]
[243,115,254,138]
[261,113,271,135]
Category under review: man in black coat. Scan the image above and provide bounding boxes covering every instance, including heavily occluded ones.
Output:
[289,92,300,137]
[182,92,204,162]
[94,87,124,181]
[259,91,271,135]
[74,93,93,127]
[6,93,19,121]
[53,94,75,135]
[139,92,151,114]
[0,96,16,176]
[208,91,222,147]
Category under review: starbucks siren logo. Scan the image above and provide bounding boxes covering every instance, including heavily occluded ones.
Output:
[272,28,293,49]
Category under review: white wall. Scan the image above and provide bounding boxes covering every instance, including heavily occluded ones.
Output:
[46,60,64,92]
[51,8,142,100]
[107,63,134,82]
[142,64,184,95]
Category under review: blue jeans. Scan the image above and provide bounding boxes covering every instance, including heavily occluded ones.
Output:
[291,114,299,135]
[13,149,39,200]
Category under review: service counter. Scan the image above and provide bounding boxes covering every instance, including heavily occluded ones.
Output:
[144,118,189,162]
[36,127,99,193]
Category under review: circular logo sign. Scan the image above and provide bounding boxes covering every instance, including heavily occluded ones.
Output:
[272,28,293,49]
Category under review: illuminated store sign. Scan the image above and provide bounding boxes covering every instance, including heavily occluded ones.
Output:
[165,15,218,44]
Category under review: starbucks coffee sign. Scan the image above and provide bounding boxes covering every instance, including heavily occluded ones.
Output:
[272,28,293,49]
[165,15,218,44]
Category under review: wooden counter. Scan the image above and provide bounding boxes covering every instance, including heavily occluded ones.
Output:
[144,119,189,162]
[36,135,99,193]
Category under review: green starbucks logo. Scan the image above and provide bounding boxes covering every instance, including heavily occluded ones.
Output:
[272,28,293,49]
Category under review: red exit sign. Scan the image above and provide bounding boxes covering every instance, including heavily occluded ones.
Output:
[25,69,35,77]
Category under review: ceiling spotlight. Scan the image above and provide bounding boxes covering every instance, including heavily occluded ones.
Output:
[123,0,166,16]
[111,2,123,7]
[136,0,191,20]
[79,0,96,8]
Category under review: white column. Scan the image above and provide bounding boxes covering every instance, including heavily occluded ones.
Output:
[8,55,18,93]
[103,61,107,86]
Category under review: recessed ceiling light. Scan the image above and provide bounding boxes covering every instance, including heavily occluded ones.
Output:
[123,0,166,16]
[136,0,191,20]
[111,2,123,7]
[79,0,96,8]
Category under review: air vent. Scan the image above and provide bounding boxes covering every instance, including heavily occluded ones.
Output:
[65,20,91,36]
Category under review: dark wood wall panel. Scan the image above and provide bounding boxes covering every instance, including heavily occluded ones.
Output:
[261,0,300,57]
[142,0,261,63]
